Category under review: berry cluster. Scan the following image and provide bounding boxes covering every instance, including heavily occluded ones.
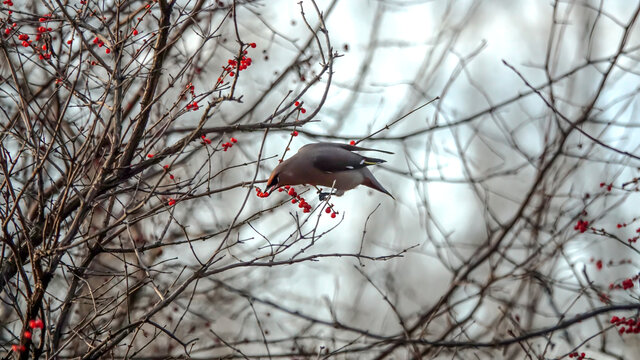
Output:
[294,101,307,114]
[18,33,29,46]
[11,318,44,353]
[256,185,339,218]
[608,275,637,290]
[7,15,54,60]
[217,43,256,84]
[3,22,16,35]
[574,220,589,233]
[185,83,198,111]
[284,186,312,213]
[567,352,585,359]
[92,36,110,54]
[221,137,238,151]
[611,315,640,334]
[599,182,613,191]
[255,187,270,198]
[324,206,338,218]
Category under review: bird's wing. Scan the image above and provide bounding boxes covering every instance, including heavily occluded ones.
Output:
[312,148,386,173]
[301,142,394,155]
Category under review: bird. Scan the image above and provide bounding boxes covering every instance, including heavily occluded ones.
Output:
[265,142,394,200]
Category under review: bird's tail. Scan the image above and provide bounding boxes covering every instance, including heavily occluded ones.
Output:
[362,168,395,200]
[345,144,394,154]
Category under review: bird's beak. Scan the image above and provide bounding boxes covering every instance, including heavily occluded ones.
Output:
[265,184,276,194]
[265,180,278,195]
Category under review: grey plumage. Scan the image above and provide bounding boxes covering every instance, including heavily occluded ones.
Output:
[265,142,394,199]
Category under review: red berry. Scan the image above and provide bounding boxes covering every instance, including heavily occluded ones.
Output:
[325,207,331,214]
[349,140,356,145]
[33,319,44,329]
[230,137,237,143]
[294,101,300,106]
[133,29,138,35]
[331,212,337,219]
[288,188,296,196]
[249,42,256,48]
[229,72,235,77]
[291,131,298,137]
[23,331,32,339]
[28,320,36,328]
[147,154,154,158]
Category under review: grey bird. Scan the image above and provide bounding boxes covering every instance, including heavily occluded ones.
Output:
[265,142,394,199]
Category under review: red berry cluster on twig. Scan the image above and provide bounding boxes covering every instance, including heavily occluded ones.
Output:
[294,101,306,114]
[11,318,45,352]
[574,220,589,233]
[283,186,312,213]
[255,187,270,198]
[257,185,339,218]
[599,182,613,191]
[184,83,199,111]
[609,275,638,290]
[217,43,255,84]
[611,315,640,334]
[93,35,110,54]
[221,137,238,151]
[567,352,585,359]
